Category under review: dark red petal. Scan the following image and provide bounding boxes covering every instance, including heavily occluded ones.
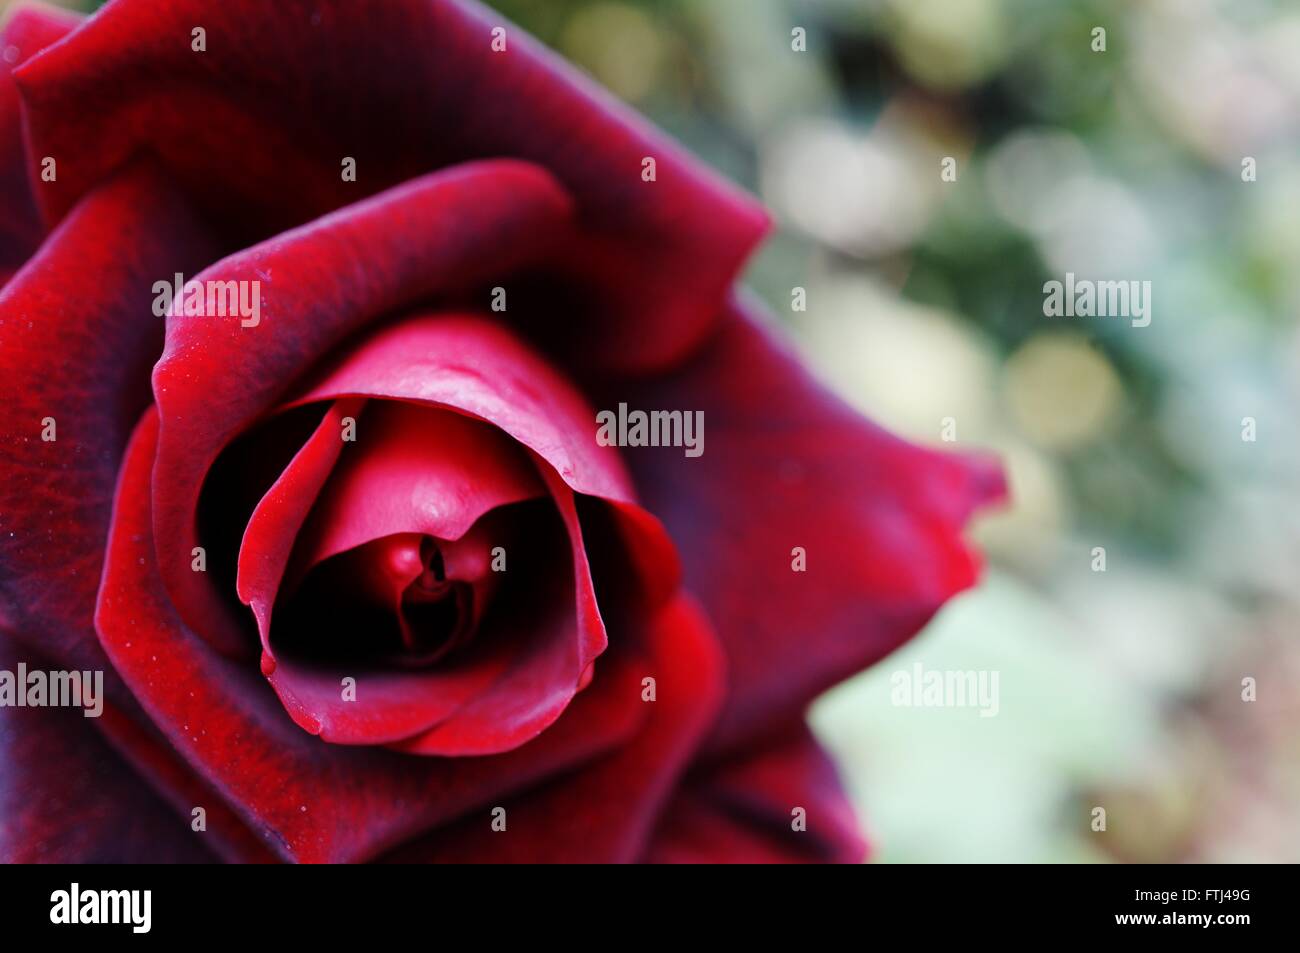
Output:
[292,312,635,503]
[276,401,545,589]
[646,723,867,864]
[96,409,651,863]
[380,595,725,863]
[619,293,1007,754]
[13,0,766,369]
[0,636,216,864]
[94,704,279,863]
[0,163,217,686]
[147,161,573,655]
[236,398,367,659]
[0,4,78,279]
[263,633,517,751]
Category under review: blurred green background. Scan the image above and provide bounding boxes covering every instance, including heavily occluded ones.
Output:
[29,0,1300,861]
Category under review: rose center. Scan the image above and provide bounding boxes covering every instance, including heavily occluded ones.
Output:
[392,536,476,668]
[271,526,504,671]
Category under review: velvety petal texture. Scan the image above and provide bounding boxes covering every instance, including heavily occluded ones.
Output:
[380,596,724,863]
[13,0,768,369]
[0,162,217,687]
[0,3,78,282]
[647,725,868,864]
[0,636,216,864]
[617,293,1006,754]
[92,703,280,863]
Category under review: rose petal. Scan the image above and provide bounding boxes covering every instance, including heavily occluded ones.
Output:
[93,702,279,863]
[263,632,519,752]
[278,400,546,586]
[96,409,651,863]
[646,723,868,864]
[0,635,216,864]
[235,397,367,661]
[292,312,635,502]
[0,3,78,280]
[13,0,766,369]
[0,162,217,686]
[617,293,1007,753]
[147,160,574,656]
[379,594,724,863]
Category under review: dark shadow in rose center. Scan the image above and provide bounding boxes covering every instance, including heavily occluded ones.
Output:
[269,501,566,674]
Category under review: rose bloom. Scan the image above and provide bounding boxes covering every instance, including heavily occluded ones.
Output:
[0,0,1003,864]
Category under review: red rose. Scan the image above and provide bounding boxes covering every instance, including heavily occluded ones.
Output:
[0,0,1003,863]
